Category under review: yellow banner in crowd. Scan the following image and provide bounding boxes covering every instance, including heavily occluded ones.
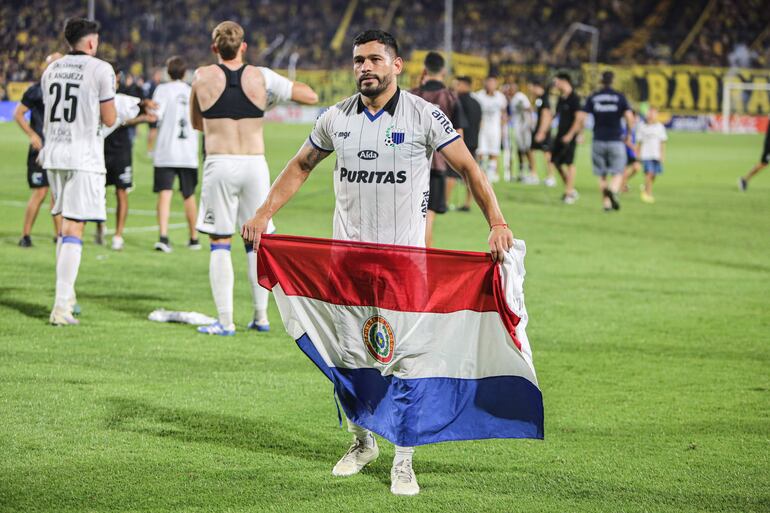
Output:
[583,64,770,115]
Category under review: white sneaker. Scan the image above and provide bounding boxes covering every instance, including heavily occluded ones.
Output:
[50,308,80,326]
[544,176,557,187]
[332,435,379,477]
[523,175,540,185]
[390,458,420,496]
[111,235,124,251]
[154,241,172,253]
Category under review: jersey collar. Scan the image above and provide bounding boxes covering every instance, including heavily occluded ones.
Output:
[69,50,88,55]
[357,87,400,121]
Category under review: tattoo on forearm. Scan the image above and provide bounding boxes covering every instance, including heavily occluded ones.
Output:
[300,144,330,171]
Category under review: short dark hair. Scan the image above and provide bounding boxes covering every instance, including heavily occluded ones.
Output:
[456,75,472,84]
[555,72,573,85]
[166,55,186,80]
[352,30,399,57]
[486,75,498,80]
[528,77,545,88]
[64,17,100,47]
[423,52,444,74]
[601,70,614,86]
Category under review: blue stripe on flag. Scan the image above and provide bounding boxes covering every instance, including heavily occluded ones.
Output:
[296,333,543,446]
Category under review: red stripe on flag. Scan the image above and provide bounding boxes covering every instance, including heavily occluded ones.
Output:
[257,234,521,349]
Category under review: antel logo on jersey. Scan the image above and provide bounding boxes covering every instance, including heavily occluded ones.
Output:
[362,315,395,364]
[357,150,379,160]
[340,168,407,184]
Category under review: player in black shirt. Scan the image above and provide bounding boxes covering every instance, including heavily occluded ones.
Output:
[738,116,770,191]
[13,53,62,247]
[449,76,481,212]
[99,67,157,250]
[552,73,583,204]
[528,78,557,188]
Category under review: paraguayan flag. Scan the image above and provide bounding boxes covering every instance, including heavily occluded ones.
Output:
[258,234,544,446]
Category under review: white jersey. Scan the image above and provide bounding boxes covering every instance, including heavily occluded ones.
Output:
[510,91,532,131]
[309,89,461,247]
[258,67,294,110]
[41,53,115,173]
[473,90,507,134]
[152,81,199,168]
[637,121,668,160]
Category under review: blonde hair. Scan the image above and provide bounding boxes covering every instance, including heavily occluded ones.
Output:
[212,21,244,60]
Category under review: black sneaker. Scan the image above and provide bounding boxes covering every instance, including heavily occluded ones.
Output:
[18,235,32,248]
[603,188,620,210]
[738,177,747,192]
[458,205,470,212]
[188,239,202,250]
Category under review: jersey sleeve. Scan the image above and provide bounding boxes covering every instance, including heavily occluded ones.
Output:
[425,103,461,152]
[518,93,532,110]
[581,94,594,113]
[20,84,39,109]
[308,107,335,152]
[260,67,294,109]
[659,124,668,141]
[97,63,116,102]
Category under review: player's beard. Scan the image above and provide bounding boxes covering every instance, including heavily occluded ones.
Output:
[357,73,391,98]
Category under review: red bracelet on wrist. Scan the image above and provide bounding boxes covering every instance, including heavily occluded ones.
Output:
[490,223,508,230]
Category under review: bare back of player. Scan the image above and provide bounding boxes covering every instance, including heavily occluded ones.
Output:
[190,20,318,336]
[191,64,268,155]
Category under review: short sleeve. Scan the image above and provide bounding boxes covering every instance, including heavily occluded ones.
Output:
[97,63,116,102]
[20,84,39,109]
[619,94,630,113]
[541,95,551,110]
[151,86,166,122]
[424,103,461,152]
[260,67,293,108]
[570,94,581,111]
[518,94,531,110]
[581,94,594,113]
[308,107,335,152]
[659,125,668,141]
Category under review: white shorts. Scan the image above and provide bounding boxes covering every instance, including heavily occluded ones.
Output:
[196,155,276,238]
[47,169,107,222]
[514,127,532,152]
[477,127,502,157]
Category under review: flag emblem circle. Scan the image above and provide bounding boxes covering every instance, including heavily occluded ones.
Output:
[362,315,395,363]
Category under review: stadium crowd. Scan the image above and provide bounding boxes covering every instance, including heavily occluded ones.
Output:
[2,0,770,98]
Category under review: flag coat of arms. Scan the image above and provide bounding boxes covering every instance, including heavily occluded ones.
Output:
[258,234,543,446]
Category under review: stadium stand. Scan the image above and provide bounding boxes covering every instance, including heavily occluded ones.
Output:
[1,0,769,95]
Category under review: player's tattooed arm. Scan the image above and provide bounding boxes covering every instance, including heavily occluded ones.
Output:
[297,142,332,172]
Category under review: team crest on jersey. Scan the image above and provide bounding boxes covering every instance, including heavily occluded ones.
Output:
[384,125,405,147]
[362,315,395,364]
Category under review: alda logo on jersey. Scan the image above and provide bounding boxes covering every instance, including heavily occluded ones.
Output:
[357,150,379,160]
[339,167,406,184]
[362,315,395,364]
[384,125,405,147]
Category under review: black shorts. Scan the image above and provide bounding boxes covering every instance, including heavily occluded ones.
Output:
[551,138,577,166]
[761,129,770,164]
[531,133,552,152]
[154,167,198,199]
[428,171,447,214]
[27,146,48,188]
[105,152,133,189]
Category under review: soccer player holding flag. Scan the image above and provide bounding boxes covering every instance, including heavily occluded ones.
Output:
[241,30,514,496]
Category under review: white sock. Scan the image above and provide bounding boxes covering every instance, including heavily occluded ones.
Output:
[209,243,234,327]
[246,247,269,322]
[394,445,414,465]
[54,237,82,311]
[346,418,373,446]
[487,160,497,178]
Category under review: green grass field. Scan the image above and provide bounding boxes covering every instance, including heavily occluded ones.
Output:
[0,121,768,513]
